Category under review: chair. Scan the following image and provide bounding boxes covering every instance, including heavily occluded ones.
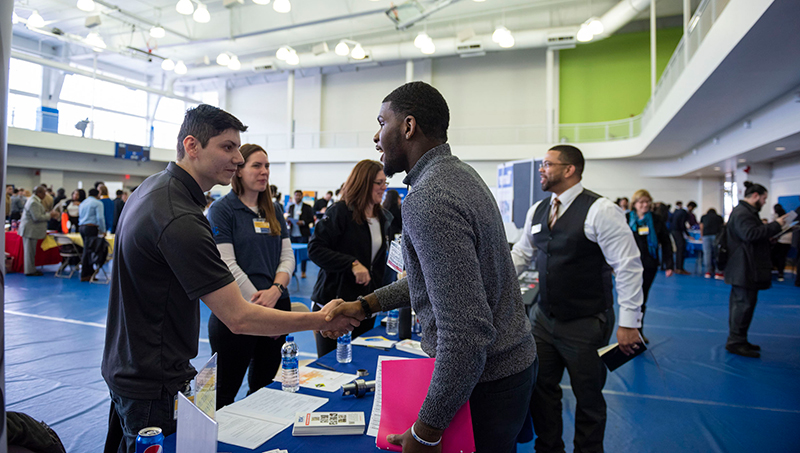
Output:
[85,236,110,284]
[53,235,80,279]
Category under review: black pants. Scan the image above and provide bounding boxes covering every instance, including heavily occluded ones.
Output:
[312,303,376,357]
[531,304,614,453]
[208,312,286,409]
[290,236,309,272]
[671,231,686,271]
[470,359,537,453]
[727,285,759,347]
[79,224,99,279]
[771,243,791,278]
[641,266,658,332]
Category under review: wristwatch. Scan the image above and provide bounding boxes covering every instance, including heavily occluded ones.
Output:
[272,282,286,293]
[357,295,372,319]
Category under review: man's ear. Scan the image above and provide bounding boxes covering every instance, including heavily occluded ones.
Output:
[404,115,418,140]
[183,135,199,158]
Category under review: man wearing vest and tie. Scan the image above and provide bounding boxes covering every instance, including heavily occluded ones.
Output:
[511,145,644,453]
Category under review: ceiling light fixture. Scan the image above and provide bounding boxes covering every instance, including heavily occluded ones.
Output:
[492,26,515,48]
[216,52,231,66]
[27,11,46,29]
[85,32,107,50]
[176,0,195,15]
[350,44,366,60]
[335,41,350,56]
[150,25,166,38]
[12,11,20,24]
[420,40,435,55]
[228,55,241,71]
[174,61,188,75]
[576,24,593,42]
[775,146,786,151]
[286,51,299,65]
[161,58,176,71]
[276,46,292,60]
[253,0,271,4]
[77,0,96,12]
[273,0,291,13]
[414,32,431,49]
[193,3,211,23]
[587,17,604,35]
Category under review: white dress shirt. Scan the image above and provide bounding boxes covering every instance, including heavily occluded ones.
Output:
[511,182,645,328]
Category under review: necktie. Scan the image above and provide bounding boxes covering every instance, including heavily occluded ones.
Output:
[549,198,561,229]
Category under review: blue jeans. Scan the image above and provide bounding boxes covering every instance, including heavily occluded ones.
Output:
[702,235,717,274]
[108,387,181,453]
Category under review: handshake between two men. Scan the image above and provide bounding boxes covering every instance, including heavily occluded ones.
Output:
[318,298,374,340]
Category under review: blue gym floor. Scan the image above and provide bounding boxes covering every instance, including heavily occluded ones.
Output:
[4,257,799,452]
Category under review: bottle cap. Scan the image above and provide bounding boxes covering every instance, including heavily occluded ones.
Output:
[286,335,294,342]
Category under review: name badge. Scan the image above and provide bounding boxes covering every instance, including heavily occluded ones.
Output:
[253,218,271,234]
[531,224,542,235]
[637,226,650,235]
[387,237,404,273]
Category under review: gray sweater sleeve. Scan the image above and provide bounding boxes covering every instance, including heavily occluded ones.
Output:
[404,189,498,429]
[375,277,411,311]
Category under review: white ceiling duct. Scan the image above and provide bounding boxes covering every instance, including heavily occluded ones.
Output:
[178,0,652,83]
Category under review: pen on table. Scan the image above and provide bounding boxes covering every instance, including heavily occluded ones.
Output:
[315,362,336,371]
[366,345,389,351]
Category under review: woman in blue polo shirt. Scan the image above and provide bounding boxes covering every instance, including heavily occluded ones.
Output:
[207,144,295,409]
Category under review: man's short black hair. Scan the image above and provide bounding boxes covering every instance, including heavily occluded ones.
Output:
[382,82,449,142]
[327,191,333,196]
[116,190,124,196]
[687,201,697,209]
[177,104,248,160]
[294,190,303,195]
[88,188,100,197]
[548,145,585,177]
[676,201,683,207]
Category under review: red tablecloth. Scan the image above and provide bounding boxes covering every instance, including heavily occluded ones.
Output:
[5,231,62,273]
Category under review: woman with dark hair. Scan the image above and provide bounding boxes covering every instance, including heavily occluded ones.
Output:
[627,189,673,343]
[771,204,791,282]
[308,159,392,356]
[206,144,295,408]
[382,189,402,240]
[724,182,786,357]
[62,189,85,232]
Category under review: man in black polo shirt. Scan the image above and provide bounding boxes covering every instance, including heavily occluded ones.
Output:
[511,145,644,453]
[102,105,358,453]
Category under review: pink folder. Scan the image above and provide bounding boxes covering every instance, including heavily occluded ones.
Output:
[377,358,476,453]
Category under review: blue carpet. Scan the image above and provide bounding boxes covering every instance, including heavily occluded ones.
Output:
[3,258,799,452]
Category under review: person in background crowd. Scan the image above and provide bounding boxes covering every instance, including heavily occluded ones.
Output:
[286,190,314,278]
[512,145,643,453]
[308,160,392,357]
[10,188,26,221]
[112,190,125,234]
[64,189,85,233]
[616,197,630,213]
[206,143,295,409]
[669,201,691,275]
[313,191,334,215]
[98,185,115,233]
[724,182,786,358]
[686,201,699,228]
[382,189,403,241]
[770,204,792,282]
[700,208,725,279]
[6,184,14,219]
[78,188,106,282]
[18,186,58,276]
[627,189,673,343]
[53,188,66,208]
[271,185,283,212]
[38,185,54,213]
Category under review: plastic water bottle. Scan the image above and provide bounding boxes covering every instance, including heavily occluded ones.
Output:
[337,332,352,363]
[281,335,299,392]
[386,309,399,336]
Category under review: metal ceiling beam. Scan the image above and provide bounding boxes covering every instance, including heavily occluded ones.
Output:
[93,0,194,42]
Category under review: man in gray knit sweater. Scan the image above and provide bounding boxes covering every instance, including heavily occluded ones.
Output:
[324,82,537,453]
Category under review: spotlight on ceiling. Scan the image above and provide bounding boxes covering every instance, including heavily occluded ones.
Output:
[286,51,299,65]
[414,32,430,49]
[176,0,194,15]
[228,55,242,70]
[350,44,366,60]
[77,0,96,12]
[193,3,211,23]
[587,17,604,35]
[161,58,176,71]
[253,0,271,4]
[335,41,350,56]
[150,25,166,38]
[85,32,107,50]
[276,46,292,61]
[576,24,593,42]
[174,61,188,75]
[216,52,231,66]
[273,0,291,13]
[27,11,46,29]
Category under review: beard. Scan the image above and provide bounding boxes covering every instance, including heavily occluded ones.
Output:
[541,173,561,192]
[753,199,764,211]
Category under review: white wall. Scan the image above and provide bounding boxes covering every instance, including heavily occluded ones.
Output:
[6,167,36,191]
[771,155,800,203]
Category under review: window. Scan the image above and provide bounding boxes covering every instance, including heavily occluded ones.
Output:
[60,74,147,117]
[199,91,219,107]
[9,58,42,95]
[153,120,181,150]
[57,102,92,137]
[155,97,187,123]
[7,93,40,130]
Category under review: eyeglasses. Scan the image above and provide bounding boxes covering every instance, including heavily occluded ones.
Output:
[373,180,389,187]
[540,161,571,170]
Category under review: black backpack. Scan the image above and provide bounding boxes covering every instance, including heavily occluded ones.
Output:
[714,224,729,271]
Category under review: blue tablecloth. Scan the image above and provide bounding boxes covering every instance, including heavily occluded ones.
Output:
[291,243,308,263]
[165,326,418,452]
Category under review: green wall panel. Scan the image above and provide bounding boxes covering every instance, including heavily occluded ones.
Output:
[559,27,683,124]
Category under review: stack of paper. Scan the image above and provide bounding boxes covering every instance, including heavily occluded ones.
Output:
[394,339,428,357]
[352,336,397,349]
[274,366,358,392]
[292,412,366,436]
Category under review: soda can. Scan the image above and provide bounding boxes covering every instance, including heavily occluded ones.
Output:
[136,427,164,453]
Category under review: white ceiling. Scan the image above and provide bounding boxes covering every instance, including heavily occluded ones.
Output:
[12,0,694,81]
